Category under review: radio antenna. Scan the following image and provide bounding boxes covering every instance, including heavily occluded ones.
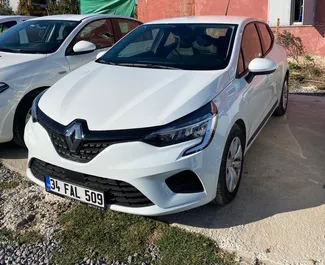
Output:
[225,0,231,15]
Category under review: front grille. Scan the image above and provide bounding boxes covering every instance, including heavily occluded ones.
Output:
[30,158,154,208]
[46,127,109,163]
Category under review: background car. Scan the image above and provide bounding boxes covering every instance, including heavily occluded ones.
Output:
[0,14,142,146]
[0,15,35,34]
[25,16,289,216]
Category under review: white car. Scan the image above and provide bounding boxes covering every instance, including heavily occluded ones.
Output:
[0,16,34,33]
[0,14,142,146]
[25,16,289,216]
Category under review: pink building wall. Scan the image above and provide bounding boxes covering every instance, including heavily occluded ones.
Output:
[138,0,325,55]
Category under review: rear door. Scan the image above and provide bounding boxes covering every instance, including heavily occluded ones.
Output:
[65,19,115,72]
[235,22,275,145]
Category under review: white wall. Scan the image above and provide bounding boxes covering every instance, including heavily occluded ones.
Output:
[268,0,292,26]
[268,0,316,26]
[9,0,19,12]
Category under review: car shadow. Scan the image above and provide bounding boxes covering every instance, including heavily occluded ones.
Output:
[158,95,325,228]
[0,142,28,160]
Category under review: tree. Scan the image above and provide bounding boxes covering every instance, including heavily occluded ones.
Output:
[17,0,34,15]
[47,0,80,15]
[0,0,14,15]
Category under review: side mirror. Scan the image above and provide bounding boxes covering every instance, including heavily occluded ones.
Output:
[248,58,276,75]
[96,49,109,60]
[73,40,96,54]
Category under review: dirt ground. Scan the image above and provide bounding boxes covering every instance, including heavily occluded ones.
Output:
[1,94,325,265]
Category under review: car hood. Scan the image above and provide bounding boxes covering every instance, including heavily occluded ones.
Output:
[0,52,47,81]
[0,52,47,69]
[39,62,230,130]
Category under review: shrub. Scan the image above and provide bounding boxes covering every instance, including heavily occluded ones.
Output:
[278,30,305,64]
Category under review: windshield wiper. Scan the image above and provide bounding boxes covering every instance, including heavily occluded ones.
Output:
[115,63,181,70]
[0,47,21,53]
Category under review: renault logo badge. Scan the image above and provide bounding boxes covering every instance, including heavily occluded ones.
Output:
[65,122,83,153]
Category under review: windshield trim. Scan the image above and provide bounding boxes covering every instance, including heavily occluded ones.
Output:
[0,20,80,55]
[96,23,238,71]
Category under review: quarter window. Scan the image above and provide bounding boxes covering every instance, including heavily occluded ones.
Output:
[0,21,17,33]
[241,23,263,71]
[257,23,273,55]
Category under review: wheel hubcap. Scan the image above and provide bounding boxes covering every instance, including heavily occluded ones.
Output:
[282,81,288,110]
[25,108,32,125]
[226,137,243,193]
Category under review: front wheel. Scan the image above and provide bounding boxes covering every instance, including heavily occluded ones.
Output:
[13,90,41,147]
[274,77,289,116]
[212,124,245,205]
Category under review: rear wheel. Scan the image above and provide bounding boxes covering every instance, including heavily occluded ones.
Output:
[212,124,245,205]
[274,77,289,116]
[13,90,41,147]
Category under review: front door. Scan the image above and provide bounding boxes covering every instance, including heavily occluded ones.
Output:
[236,23,274,142]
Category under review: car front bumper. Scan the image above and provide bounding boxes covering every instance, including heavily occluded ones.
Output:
[25,120,224,216]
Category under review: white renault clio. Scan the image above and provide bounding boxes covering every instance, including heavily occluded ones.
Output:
[0,14,141,146]
[25,16,289,216]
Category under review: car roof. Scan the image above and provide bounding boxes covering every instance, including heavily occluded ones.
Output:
[30,14,141,22]
[0,15,33,19]
[145,16,262,26]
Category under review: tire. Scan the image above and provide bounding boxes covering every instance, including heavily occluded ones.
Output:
[274,77,289,116]
[12,90,41,147]
[212,124,245,205]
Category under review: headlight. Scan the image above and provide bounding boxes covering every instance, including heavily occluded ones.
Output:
[31,90,46,123]
[143,101,218,156]
[0,82,9,94]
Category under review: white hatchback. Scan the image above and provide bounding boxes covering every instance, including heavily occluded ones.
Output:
[25,16,289,216]
[0,15,34,34]
[0,14,142,146]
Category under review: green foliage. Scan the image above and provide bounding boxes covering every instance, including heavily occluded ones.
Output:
[51,205,160,264]
[0,228,43,245]
[52,205,239,265]
[17,0,34,15]
[47,0,80,15]
[16,230,43,244]
[0,181,19,190]
[0,228,14,242]
[156,227,238,265]
[0,0,13,15]
[278,30,305,64]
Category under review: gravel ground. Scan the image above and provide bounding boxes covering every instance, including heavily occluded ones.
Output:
[0,164,160,265]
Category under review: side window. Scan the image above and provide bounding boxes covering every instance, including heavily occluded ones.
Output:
[0,21,17,33]
[112,18,141,41]
[241,23,263,71]
[257,23,273,55]
[68,19,115,54]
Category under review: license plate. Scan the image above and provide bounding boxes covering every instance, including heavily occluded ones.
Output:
[45,176,105,208]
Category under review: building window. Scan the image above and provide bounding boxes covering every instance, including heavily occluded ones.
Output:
[293,0,304,23]
[268,0,315,27]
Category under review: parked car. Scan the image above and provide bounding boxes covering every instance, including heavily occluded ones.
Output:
[0,15,34,34]
[25,16,289,216]
[0,14,142,146]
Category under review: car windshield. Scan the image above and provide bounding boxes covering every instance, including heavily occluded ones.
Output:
[98,23,238,70]
[0,20,79,54]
